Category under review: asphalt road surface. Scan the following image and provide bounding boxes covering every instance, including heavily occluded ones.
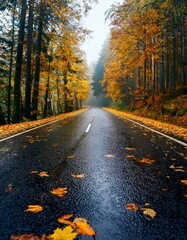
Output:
[0,107,187,240]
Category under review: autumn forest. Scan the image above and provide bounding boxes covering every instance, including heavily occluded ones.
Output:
[0,0,187,125]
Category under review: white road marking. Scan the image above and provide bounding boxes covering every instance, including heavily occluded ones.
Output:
[85,123,91,133]
[114,114,187,147]
[0,117,67,143]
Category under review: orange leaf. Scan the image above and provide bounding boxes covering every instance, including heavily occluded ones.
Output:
[71,174,86,178]
[125,203,139,211]
[73,218,96,236]
[51,188,68,197]
[39,171,49,177]
[68,155,76,159]
[181,180,187,185]
[58,215,75,229]
[25,205,43,213]
[139,158,155,164]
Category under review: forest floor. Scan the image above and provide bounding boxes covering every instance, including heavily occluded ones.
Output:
[105,94,187,142]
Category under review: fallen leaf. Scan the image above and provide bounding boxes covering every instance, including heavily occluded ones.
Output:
[58,214,75,228]
[169,165,184,169]
[71,174,86,179]
[178,153,185,157]
[125,203,139,211]
[39,171,49,177]
[5,184,15,193]
[170,158,176,161]
[184,194,187,198]
[141,208,156,219]
[162,188,168,191]
[144,203,150,207]
[181,180,187,185]
[174,169,185,172]
[31,171,38,174]
[73,218,96,236]
[51,188,68,197]
[105,154,115,158]
[125,147,135,151]
[47,227,77,240]
[25,205,43,213]
[139,158,155,164]
[11,234,46,240]
[68,155,76,159]
[126,155,135,159]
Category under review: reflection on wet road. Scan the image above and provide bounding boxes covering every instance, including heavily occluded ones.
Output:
[0,107,186,239]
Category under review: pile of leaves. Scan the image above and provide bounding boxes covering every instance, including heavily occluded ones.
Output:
[0,109,86,140]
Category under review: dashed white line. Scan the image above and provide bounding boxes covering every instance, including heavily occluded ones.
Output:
[85,123,92,133]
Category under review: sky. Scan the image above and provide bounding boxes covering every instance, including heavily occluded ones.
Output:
[81,0,123,66]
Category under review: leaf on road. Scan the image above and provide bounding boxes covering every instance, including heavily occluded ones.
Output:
[125,147,135,151]
[71,174,86,179]
[139,158,155,164]
[125,203,140,211]
[68,155,76,159]
[73,218,96,236]
[51,188,68,197]
[170,158,176,161]
[126,155,135,159]
[31,171,38,174]
[58,214,75,228]
[178,153,185,157]
[39,171,49,177]
[169,165,185,172]
[181,180,187,185]
[141,208,156,219]
[25,205,43,213]
[11,234,46,240]
[47,227,77,240]
[105,154,115,158]
[5,184,15,193]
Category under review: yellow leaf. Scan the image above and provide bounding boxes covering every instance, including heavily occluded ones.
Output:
[51,188,68,197]
[181,180,187,185]
[25,205,43,213]
[141,208,156,219]
[125,203,139,211]
[47,227,77,240]
[39,171,49,177]
[73,218,96,236]
[71,174,86,178]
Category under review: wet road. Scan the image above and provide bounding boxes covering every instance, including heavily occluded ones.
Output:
[0,107,187,240]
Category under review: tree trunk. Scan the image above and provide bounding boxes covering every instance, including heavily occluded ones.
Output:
[31,2,43,120]
[43,60,50,118]
[7,0,17,124]
[25,0,34,119]
[13,0,27,123]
